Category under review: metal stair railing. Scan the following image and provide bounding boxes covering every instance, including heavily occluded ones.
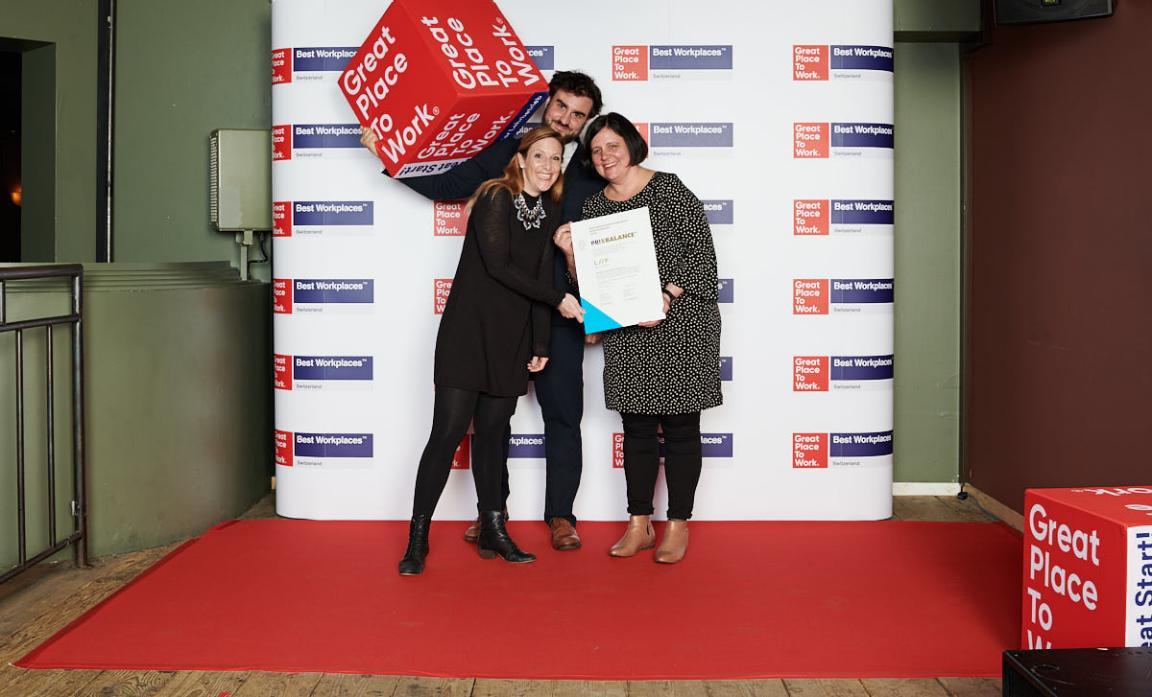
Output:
[0,264,88,583]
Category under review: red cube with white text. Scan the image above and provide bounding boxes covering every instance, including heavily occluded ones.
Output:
[339,0,547,178]
[1022,486,1152,650]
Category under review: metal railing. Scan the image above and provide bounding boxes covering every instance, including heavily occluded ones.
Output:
[0,265,88,583]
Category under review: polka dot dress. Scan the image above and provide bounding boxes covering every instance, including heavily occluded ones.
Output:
[582,171,723,415]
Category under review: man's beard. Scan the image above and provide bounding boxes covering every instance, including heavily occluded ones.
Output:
[546,120,580,144]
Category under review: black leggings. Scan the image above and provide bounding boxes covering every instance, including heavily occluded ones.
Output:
[621,411,703,520]
[411,386,518,517]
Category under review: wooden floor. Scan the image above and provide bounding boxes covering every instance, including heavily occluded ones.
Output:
[0,495,1005,697]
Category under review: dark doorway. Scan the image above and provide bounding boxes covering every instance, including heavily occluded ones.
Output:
[0,50,19,262]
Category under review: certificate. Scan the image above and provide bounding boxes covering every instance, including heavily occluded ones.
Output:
[570,206,665,333]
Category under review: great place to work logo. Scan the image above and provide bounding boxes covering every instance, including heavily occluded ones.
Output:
[275,429,373,468]
[272,47,357,84]
[433,201,470,236]
[792,430,893,469]
[793,278,893,314]
[612,44,733,81]
[433,278,453,314]
[273,279,375,314]
[792,45,894,81]
[793,355,894,392]
[612,433,734,468]
[793,199,893,236]
[273,201,374,238]
[793,122,893,159]
[274,355,373,391]
[272,124,365,161]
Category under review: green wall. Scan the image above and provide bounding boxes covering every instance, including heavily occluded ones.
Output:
[895,0,981,39]
[112,0,271,277]
[892,43,963,484]
[1,0,99,262]
[0,264,272,564]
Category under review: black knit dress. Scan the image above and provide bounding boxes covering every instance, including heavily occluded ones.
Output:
[434,188,564,397]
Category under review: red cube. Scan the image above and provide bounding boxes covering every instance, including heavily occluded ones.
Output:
[339,0,548,178]
[1022,486,1152,649]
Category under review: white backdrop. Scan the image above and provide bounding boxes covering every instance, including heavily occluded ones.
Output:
[272,0,895,521]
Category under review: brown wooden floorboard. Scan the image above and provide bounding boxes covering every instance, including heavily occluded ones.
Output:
[0,494,1001,696]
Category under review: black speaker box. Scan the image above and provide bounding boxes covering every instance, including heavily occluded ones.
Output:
[1003,648,1152,697]
[996,0,1114,25]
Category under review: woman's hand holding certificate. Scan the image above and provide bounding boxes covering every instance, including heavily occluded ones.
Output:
[568,206,666,333]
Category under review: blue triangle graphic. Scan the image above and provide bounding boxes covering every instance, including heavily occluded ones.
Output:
[581,298,623,334]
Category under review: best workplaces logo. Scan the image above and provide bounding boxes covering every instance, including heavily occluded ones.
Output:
[612,433,734,468]
[793,199,893,236]
[273,279,375,314]
[275,429,373,468]
[272,124,364,161]
[792,430,893,469]
[792,44,893,81]
[507,434,547,458]
[274,355,373,390]
[793,278,893,314]
[525,45,554,71]
[701,200,734,226]
[273,201,374,237]
[272,46,358,84]
[649,122,734,149]
[793,354,894,391]
[718,278,734,304]
[612,44,733,81]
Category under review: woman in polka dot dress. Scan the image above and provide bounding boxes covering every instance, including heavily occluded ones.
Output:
[554,112,722,564]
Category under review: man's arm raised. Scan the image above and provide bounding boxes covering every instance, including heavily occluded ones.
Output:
[359,127,517,201]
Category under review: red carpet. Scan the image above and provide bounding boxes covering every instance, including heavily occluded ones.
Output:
[18,519,1021,679]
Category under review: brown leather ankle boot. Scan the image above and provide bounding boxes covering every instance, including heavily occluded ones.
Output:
[609,515,655,557]
[654,519,689,564]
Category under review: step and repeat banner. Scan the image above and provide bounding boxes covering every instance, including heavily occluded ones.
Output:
[272,0,894,520]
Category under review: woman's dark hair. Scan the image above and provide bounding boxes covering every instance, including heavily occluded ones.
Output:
[582,113,648,167]
[548,71,603,120]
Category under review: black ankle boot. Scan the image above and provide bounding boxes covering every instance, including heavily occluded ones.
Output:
[398,515,431,575]
[477,510,535,563]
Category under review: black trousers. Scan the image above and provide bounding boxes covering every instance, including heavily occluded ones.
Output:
[620,411,703,521]
[488,324,585,524]
[411,386,517,517]
[533,324,585,525]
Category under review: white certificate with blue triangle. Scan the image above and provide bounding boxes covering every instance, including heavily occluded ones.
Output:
[570,206,666,334]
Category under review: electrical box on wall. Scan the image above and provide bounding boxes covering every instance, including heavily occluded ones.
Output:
[210,129,272,231]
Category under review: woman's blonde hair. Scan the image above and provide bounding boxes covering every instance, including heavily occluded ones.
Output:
[469,126,565,210]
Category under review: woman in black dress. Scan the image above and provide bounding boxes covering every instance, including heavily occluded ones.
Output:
[555,113,722,564]
[399,127,585,575]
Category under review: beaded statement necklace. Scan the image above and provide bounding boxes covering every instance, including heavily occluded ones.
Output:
[513,193,546,230]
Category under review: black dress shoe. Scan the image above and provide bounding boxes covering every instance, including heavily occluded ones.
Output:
[476,510,535,563]
[398,515,431,575]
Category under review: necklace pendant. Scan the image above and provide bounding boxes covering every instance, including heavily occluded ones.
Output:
[514,193,546,230]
